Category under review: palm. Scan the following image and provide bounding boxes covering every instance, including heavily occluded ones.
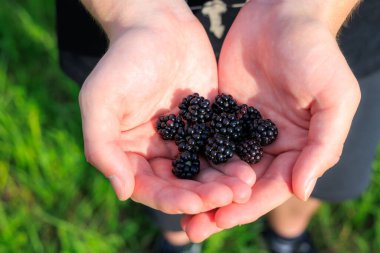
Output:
[183,2,360,241]
[80,15,255,214]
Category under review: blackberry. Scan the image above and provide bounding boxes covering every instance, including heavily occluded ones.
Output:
[205,134,236,164]
[236,104,262,138]
[179,93,212,123]
[157,92,277,176]
[156,114,184,140]
[172,151,200,179]
[236,139,263,164]
[249,119,278,146]
[236,104,262,126]
[210,113,243,140]
[178,93,198,109]
[175,123,211,153]
[212,93,239,114]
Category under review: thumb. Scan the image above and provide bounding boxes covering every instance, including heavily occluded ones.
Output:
[83,140,135,201]
[79,93,135,201]
[292,72,360,201]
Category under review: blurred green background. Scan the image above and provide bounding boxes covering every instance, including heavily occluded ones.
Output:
[1,1,380,252]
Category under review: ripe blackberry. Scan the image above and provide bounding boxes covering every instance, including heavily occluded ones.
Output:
[175,124,211,153]
[249,119,278,146]
[212,93,239,114]
[205,134,236,164]
[178,93,198,109]
[236,104,262,126]
[236,139,263,164]
[156,114,184,140]
[210,113,243,140]
[172,151,200,179]
[236,104,262,138]
[179,93,212,123]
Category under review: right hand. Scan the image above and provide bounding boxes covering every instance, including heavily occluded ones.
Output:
[79,2,255,214]
[182,0,361,241]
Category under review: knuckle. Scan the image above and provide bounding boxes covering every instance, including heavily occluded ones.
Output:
[84,146,99,167]
[348,80,361,107]
[328,146,343,170]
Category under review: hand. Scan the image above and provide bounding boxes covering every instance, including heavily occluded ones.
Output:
[79,2,255,214]
[182,0,360,241]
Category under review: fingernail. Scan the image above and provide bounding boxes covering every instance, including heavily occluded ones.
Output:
[108,176,125,201]
[304,178,317,201]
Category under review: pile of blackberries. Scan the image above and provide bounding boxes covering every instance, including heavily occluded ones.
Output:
[156,93,278,179]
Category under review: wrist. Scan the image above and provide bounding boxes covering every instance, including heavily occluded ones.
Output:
[81,0,195,41]
[246,0,360,36]
[311,0,361,35]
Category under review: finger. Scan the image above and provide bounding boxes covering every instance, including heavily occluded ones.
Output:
[252,153,275,179]
[181,215,192,231]
[214,151,297,229]
[197,166,252,204]
[131,154,204,214]
[165,159,236,212]
[212,156,256,186]
[195,182,234,210]
[293,72,360,201]
[183,211,222,243]
[149,157,236,212]
[79,94,135,201]
[150,158,234,211]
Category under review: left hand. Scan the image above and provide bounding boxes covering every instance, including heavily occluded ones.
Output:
[79,1,255,214]
[182,0,360,242]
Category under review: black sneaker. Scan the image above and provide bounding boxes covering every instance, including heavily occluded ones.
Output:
[155,236,202,253]
[262,225,317,253]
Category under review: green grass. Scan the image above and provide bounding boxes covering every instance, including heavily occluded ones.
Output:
[0,1,379,252]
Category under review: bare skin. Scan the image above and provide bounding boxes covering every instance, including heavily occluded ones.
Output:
[182,0,360,242]
[79,0,255,215]
[79,0,361,247]
[268,197,321,238]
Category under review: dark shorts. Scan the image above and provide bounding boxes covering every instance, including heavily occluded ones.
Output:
[58,1,380,231]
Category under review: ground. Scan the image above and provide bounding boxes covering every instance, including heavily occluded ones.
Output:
[0,1,379,252]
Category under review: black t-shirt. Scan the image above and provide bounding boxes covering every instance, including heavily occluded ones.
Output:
[56,0,380,79]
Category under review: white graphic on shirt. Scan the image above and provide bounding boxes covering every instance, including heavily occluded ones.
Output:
[201,0,227,39]
[199,0,250,39]
[231,1,249,8]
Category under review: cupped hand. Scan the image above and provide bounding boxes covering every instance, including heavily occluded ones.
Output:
[79,4,255,214]
[182,0,361,241]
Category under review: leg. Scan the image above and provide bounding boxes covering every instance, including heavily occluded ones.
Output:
[267,197,320,238]
[263,198,320,253]
[145,208,203,253]
[163,231,191,246]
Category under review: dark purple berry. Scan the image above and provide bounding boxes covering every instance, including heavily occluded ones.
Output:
[210,113,243,140]
[236,104,261,125]
[212,93,239,114]
[175,123,211,153]
[156,114,184,140]
[205,134,236,164]
[179,93,212,123]
[249,119,278,146]
[172,151,200,179]
[236,104,262,139]
[236,139,263,164]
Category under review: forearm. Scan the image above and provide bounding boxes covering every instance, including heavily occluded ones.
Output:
[314,0,361,35]
[249,0,361,36]
[80,0,193,41]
